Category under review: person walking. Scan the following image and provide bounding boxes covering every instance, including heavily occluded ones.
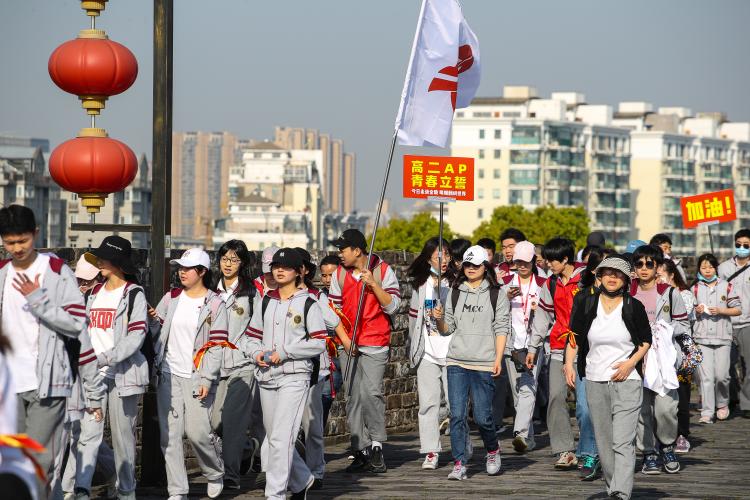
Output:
[434,245,511,481]
[239,248,327,500]
[149,248,228,500]
[693,254,741,424]
[566,256,652,500]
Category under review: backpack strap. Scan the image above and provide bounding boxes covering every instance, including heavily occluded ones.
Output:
[726,264,750,283]
[303,297,316,339]
[489,286,499,321]
[668,287,674,322]
[261,294,272,318]
[451,287,460,313]
[303,296,320,384]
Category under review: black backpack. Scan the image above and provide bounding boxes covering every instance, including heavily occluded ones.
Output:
[261,295,319,385]
[450,285,500,320]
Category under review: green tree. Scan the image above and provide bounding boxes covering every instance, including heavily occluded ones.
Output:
[472,205,590,250]
[370,212,455,253]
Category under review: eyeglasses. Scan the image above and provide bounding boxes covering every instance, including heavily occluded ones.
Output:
[220,257,241,265]
[635,260,655,269]
[735,243,750,249]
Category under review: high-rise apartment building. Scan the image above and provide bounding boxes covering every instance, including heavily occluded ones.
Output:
[274,126,355,213]
[172,131,237,247]
[448,86,750,255]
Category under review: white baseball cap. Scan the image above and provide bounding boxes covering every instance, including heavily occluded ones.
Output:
[261,245,280,273]
[462,245,489,266]
[74,254,100,280]
[170,247,210,269]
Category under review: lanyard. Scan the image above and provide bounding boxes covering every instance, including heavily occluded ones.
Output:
[515,276,534,324]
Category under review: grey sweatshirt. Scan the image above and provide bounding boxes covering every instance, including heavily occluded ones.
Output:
[443,280,510,369]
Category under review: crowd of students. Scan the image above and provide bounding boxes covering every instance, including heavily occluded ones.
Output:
[1,202,749,500]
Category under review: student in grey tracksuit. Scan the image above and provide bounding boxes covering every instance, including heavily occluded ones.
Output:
[210,240,263,490]
[629,245,689,474]
[693,254,741,422]
[0,204,104,498]
[239,248,326,500]
[74,236,149,500]
[717,229,750,417]
[149,248,228,500]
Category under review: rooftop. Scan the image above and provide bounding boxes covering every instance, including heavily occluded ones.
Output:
[246,141,283,150]
[0,145,41,159]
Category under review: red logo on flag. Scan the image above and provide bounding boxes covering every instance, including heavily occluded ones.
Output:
[428,45,475,110]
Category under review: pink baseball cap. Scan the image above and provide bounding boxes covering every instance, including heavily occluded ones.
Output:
[513,241,536,263]
[74,255,100,280]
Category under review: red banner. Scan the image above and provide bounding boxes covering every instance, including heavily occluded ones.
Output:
[680,189,737,228]
[403,155,474,201]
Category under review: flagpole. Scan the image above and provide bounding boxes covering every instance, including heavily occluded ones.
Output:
[344,129,398,393]
[437,201,444,298]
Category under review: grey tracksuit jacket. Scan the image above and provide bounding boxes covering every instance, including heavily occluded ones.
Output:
[84,282,150,396]
[692,279,741,345]
[239,288,327,387]
[0,254,103,406]
[220,289,256,377]
[150,288,229,391]
[442,280,511,370]
[718,257,750,330]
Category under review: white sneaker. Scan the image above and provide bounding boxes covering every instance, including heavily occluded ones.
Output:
[447,461,467,480]
[486,450,501,475]
[63,494,75,500]
[207,478,224,499]
[422,452,439,469]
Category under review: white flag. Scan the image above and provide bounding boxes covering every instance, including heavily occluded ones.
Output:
[395,0,481,148]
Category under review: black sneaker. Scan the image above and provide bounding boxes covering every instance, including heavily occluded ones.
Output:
[370,446,387,473]
[290,476,314,500]
[253,471,266,489]
[345,450,371,473]
[240,437,260,475]
[641,453,661,475]
[579,454,601,481]
[661,445,681,474]
[224,478,241,490]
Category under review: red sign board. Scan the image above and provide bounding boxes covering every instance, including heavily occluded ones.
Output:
[680,189,737,228]
[403,155,474,201]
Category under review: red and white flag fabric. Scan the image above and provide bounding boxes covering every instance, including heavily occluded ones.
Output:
[395,0,481,148]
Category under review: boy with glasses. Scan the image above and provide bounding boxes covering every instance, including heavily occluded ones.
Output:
[718,229,750,419]
[630,245,689,475]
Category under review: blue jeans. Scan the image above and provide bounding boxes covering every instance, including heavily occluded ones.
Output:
[575,373,598,458]
[448,365,498,463]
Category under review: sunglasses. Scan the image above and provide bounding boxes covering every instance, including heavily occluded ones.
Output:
[736,243,750,249]
[635,260,655,270]
[462,263,484,270]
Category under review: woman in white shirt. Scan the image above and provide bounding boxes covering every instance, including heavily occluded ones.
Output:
[565,256,652,500]
[407,237,452,469]
[149,248,228,500]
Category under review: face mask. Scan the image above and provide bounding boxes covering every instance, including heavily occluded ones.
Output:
[663,253,672,260]
[737,247,750,259]
[598,284,623,298]
[698,274,718,283]
[430,266,440,275]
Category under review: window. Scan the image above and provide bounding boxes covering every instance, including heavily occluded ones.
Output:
[479,129,485,139]
[456,112,464,118]
[493,168,500,179]
[478,149,485,159]
[509,169,540,186]
[494,149,501,159]
[494,129,502,139]
[492,189,500,199]
[478,208,484,218]
[478,169,484,179]
[478,188,484,199]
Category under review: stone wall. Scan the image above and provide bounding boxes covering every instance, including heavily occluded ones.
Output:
[37,247,419,458]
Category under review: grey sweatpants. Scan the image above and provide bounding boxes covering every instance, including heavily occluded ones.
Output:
[587,380,642,500]
[547,358,575,454]
[260,379,312,500]
[340,350,388,451]
[76,378,139,497]
[212,369,264,484]
[416,358,449,454]
[697,343,731,417]
[302,377,327,479]
[61,420,115,494]
[16,390,66,498]
[157,372,223,496]
[734,326,750,410]
[507,354,542,445]
[637,388,678,453]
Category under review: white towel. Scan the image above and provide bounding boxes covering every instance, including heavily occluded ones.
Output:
[643,319,679,396]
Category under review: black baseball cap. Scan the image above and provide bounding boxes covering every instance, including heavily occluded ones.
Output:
[84,235,137,275]
[271,248,303,269]
[331,228,367,251]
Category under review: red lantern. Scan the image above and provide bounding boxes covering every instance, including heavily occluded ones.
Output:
[49,128,138,213]
[48,29,138,116]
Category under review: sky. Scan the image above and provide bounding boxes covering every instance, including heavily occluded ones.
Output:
[1,0,749,212]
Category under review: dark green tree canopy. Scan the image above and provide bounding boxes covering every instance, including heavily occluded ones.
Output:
[371,212,455,253]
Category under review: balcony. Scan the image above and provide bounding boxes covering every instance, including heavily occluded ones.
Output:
[511,126,541,145]
[547,150,571,166]
[592,154,618,172]
[510,150,541,165]
[509,170,540,186]
[663,159,695,178]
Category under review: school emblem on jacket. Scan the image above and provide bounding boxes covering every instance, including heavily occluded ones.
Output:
[292,314,303,326]
[663,305,670,313]
[721,295,726,301]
